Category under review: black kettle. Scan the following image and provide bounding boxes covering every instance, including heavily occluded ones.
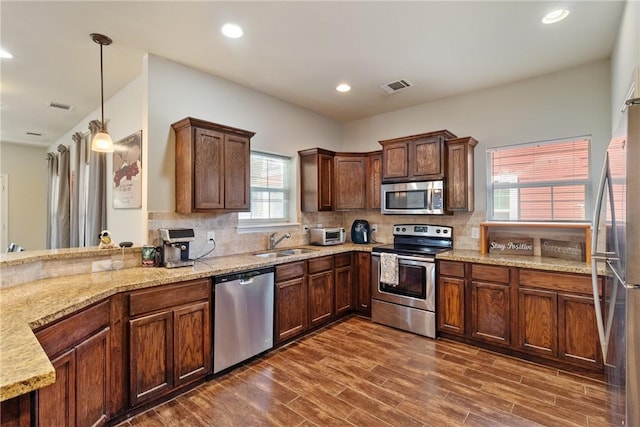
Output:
[351,220,371,244]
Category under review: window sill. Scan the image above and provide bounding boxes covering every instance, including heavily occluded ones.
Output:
[236,222,300,234]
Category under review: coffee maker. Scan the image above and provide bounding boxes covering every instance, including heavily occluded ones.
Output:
[158,228,195,268]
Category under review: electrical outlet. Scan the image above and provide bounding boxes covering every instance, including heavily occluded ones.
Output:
[303,225,310,234]
[471,227,480,239]
[92,259,112,272]
[371,224,378,232]
[207,231,216,245]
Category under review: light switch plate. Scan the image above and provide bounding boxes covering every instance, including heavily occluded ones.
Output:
[471,227,480,239]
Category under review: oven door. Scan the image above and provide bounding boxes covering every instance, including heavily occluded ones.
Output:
[371,253,435,311]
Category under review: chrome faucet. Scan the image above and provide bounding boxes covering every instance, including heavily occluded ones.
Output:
[269,232,291,250]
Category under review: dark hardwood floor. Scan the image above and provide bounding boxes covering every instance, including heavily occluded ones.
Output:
[117,316,624,426]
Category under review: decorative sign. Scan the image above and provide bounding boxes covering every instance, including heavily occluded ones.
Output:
[541,238,585,262]
[113,131,142,209]
[489,237,534,255]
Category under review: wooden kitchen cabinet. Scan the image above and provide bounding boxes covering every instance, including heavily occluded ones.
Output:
[437,260,466,336]
[128,279,212,407]
[355,252,372,315]
[334,253,354,316]
[172,117,254,213]
[334,154,366,210]
[470,264,512,346]
[365,152,382,210]
[0,394,30,427]
[446,137,477,212]
[34,300,112,427]
[308,256,335,327]
[379,130,456,183]
[275,261,308,343]
[518,269,602,368]
[299,148,334,212]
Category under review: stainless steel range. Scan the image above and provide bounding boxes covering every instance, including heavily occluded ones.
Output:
[371,224,453,338]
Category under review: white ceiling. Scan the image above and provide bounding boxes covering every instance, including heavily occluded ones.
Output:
[0,1,625,147]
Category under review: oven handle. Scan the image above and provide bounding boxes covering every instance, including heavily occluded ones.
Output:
[372,253,434,265]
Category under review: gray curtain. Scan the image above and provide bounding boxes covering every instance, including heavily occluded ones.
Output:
[86,120,107,245]
[46,145,70,249]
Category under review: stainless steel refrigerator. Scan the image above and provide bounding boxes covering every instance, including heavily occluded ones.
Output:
[591,99,640,426]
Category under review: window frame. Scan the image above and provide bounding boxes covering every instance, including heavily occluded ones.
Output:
[486,136,592,222]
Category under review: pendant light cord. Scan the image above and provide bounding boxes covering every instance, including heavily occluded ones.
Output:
[100,42,105,131]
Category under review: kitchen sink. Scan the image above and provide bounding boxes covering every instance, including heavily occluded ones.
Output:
[254,248,318,258]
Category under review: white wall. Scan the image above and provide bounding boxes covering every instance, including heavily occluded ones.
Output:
[145,54,343,213]
[611,0,640,131]
[341,60,612,213]
[0,142,48,250]
[50,75,146,246]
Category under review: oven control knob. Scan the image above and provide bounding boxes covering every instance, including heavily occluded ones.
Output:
[443,229,449,234]
[402,227,406,232]
[436,229,441,233]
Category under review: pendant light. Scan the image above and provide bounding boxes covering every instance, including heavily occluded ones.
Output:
[90,33,114,153]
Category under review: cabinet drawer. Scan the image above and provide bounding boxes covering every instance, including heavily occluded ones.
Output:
[519,269,598,295]
[129,279,211,317]
[472,264,510,284]
[334,253,352,268]
[439,261,464,278]
[36,299,110,358]
[308,256,334,274]
[276,261,306,282]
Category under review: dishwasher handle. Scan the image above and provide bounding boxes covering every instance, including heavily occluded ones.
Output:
[214,266,275,284]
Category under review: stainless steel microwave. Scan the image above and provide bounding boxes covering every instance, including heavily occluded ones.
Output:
[381,181,445,215]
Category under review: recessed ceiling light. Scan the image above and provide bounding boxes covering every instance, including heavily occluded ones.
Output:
[221,23,243,39]
[0,48,13,59]
[542,9,570,24]
[336,83,351,93]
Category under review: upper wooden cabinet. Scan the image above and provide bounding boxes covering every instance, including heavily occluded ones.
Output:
[446,137,478,212]
[379,130,457,183]
[299,149,381,212]
[334,154,366,210]
[172,117,254,213]
[299,148,335,212]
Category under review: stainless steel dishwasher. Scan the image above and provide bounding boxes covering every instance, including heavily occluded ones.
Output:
[213,266,275,373]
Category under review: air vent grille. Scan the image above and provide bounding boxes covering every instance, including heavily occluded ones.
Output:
[379,79,413,94]
[47,101,74,111]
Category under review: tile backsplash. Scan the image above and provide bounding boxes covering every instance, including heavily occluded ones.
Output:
[147,210,486,258]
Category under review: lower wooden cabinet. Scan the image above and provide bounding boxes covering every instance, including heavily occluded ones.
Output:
[0,394,30,427]
[355,252,372,315]
[438,260,604,371]
[308,256,335,327]
[34,300,112,427]
[128,279,212,407]
[275,261,308,343]
[334,253,354,316]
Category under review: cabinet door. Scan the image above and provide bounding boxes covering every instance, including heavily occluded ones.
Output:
[318,154,334,211]
[381,141,409,182]
[518,288,557,358]
[129,311,173,406]
[471,281,510,345]
[0,394,30,427]
[334,256,354,316]
[194,128,224,210]
[308,270,334,327]
[366,153,382,210]
[75,328,110,427]
[355,252,372,315]
[224,135,250,210]
[558,293,602,368]
[174,301,212,387]
[437,276,466,336]
[275,276,308,343]
[446,138,476,212]
[37,349,75,427]
[334,156,366,210]
[411,137,443,179]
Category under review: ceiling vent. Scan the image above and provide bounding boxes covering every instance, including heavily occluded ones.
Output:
[47,101,74,111]
[26,131,43,136]
[379,79,413,95]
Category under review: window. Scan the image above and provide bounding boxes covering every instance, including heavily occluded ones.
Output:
[238,151,292,225]
[487,137,591,221]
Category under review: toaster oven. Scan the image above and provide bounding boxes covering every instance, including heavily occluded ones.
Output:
[309,227,346,246]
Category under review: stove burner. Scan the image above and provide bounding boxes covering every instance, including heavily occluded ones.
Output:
[371,223,453,258]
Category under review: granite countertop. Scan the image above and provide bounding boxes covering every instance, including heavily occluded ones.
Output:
[436,249,602,275]
[0,243,373,401]
[0,244,602,402]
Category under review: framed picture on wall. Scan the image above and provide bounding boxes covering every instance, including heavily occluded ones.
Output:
[113,130,142,209]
